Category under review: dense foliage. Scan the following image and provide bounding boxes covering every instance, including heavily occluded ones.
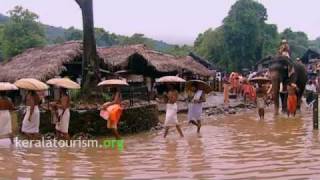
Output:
[194,0,319,72]
[0,2,319,69]
[0,6,46,60]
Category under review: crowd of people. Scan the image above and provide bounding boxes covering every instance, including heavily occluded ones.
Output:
[0,39,318,140]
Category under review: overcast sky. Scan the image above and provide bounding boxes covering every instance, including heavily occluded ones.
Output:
[0,0,319,45]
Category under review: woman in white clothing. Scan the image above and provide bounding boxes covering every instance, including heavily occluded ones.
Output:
[0,92,15,143]
[21,90,41,139]
[52,88,71,140]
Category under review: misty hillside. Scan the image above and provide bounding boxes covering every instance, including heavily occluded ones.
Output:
[0,13,180,54]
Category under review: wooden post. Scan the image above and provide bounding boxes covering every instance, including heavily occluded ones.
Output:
[313,94,319,130]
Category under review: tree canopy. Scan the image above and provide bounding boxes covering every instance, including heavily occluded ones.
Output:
[195,0,280,72]
[0,6,45,59]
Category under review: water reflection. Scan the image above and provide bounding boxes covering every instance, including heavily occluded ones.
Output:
[1,107,320,179]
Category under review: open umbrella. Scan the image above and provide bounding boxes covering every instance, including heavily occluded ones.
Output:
[186,80,212,94]
[156,76,186,83]
[249,77,271,84]
[14,78,49,91]
[0,82,18,91]
[98,79,129,87]
[47,78,80,89]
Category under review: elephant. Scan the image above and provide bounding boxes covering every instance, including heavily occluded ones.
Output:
[267,56,307,115]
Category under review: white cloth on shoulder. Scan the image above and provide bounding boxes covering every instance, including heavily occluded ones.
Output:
[0,110,12,136]
[22,106,40,133]
[55,108,70,133]
[164,103,178,127]
[193,90,203,101]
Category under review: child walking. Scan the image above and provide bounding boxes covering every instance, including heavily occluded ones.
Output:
[187,83,205,133]
[287,83,298,117]
[256,83,266,120]
[164,84,184,138]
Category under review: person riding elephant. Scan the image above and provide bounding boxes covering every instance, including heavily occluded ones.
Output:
[278,39,291,58]
[268,56,307,115]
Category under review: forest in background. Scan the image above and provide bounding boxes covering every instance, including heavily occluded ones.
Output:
[0,0,320,72]
[0,7,191,61]
[194,0,320,71]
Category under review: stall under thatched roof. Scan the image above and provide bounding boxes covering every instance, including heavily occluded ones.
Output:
[98,44,212,76]
[0,41,82,82]
[0,42,212,82]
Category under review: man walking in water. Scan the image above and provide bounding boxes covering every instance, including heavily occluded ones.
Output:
[163,84,184,138]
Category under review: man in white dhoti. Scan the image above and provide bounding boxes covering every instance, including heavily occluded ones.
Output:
[0,92,15,143]
[163,84,184,138]
[22,91,41,139]
[187,84,205,133]
[52,88,70,140]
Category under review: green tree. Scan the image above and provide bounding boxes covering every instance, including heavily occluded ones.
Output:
[223,0,268,71]
[1,6,45,59]
[64,26,83,41]
[261,24,280,57]
[0,24,4,61]
[281,28,309,59]
[194,0,279,72]
[95,28,119,47]
[309,37,320,52]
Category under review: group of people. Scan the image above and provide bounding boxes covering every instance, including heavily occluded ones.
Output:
[0,88,71,141]
[0,85,125,142]
[163,83,206,138]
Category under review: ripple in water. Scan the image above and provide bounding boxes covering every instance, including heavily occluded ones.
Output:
[0,107,320,179]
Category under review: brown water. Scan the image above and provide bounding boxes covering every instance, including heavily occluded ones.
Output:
[1,108,320,179]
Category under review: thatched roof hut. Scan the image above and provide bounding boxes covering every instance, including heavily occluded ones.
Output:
[178,56,213,77]
[0,42,212,82]
[98,44,181,74]
[0,41,82,82]
[98,44,212,77]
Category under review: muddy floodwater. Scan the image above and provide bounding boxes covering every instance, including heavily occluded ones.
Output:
[1,107,320,179]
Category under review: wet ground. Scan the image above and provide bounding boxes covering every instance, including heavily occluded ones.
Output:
[1,106,320,179]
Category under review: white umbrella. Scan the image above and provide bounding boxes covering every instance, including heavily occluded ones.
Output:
[98,79,129,87]
[47,78,80,89]
[156,76,186,83]
[0,82,18,91]
[14,78,49,91]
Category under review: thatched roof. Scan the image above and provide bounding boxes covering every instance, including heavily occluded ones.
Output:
[188,52,213,69]
[99,44,211,76]
[178,56,213,77]
[0,42,212,82]
[0,41,82,82]
[98,44,181,72]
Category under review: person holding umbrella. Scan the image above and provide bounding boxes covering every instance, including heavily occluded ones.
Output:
[0,82,18,144]
[51,88,71,139]
[15,78,49,139]
[250,77,270,120]
[21,90,42,139]
[47,78,80,140]
[186,80,211,133]
[98,79,128,139]
[156,76,185,138]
